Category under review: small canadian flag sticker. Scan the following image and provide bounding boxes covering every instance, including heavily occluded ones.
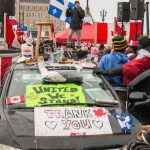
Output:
[6,96,24,105]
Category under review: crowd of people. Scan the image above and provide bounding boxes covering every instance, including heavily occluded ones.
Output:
[82,35,150,88]
[57,35,150,90]
[64,0,150,89]
[62,35,149,89]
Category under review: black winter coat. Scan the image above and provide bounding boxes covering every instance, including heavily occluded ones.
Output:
[66,7,85,30]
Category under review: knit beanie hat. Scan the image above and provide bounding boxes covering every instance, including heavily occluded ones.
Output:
[112,36,128,51]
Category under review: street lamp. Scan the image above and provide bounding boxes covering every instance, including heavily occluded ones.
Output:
[100,9,107,22]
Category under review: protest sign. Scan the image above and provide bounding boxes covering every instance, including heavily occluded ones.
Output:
[26,84,86,107]
[34,107,112,136]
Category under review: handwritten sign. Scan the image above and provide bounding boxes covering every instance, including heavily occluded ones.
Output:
[26,84,86,107]
[34,107,112,136]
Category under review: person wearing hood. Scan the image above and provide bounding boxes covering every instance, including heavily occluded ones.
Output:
[123,36,150,85]
[95,36,150,86]
[97,36,129,87]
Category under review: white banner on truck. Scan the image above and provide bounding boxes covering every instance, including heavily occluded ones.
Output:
[34,107,112,137]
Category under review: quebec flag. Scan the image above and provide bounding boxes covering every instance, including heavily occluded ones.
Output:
[114,109,134,133]
[48,0,74,24]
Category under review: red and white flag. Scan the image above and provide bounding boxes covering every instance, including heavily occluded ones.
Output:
[97,23,114,45]
[9,16,19,26]
[5,15,21,48]
[97,21,142,45]
[6,96,24,105]
[0,55,20,86]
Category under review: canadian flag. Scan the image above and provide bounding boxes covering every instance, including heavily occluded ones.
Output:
[6,96,24,105]
[97,21,142,45]
[9,17,19,26]
[5,15,21,48]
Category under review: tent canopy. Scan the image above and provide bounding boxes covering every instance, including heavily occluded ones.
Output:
[55,23,95,43]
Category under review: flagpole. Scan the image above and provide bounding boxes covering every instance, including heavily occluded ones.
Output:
[126,101,128,110]
[94,22,97,46]
[114,17,117,36]
[4,13,8,50]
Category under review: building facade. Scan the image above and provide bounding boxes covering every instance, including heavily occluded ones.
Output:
[15,0,66,32]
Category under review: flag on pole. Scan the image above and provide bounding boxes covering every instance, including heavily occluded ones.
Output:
[97,23,114,45]
[6,96,24,105]
[97,21,142,45]
[13,25,28,33]
[48,0,74,23]
[5,15,21,48]
[9,16,19,26]
[114,109,134,133]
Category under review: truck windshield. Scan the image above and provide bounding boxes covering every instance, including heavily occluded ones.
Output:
[6,69,117,108]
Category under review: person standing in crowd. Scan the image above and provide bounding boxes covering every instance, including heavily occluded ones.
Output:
[66,1,85,48]
[97,36,129,87]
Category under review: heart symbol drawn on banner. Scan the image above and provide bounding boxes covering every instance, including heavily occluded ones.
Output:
[92,120,103,129]
[45,121,57,130]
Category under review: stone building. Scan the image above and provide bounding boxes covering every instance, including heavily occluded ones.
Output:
[15,0,66,32]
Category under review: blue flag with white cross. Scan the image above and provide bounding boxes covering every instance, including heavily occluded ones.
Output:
[48,0,74,24]
[114,109,135,133]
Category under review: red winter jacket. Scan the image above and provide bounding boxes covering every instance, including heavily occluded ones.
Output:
[123,57,150,85]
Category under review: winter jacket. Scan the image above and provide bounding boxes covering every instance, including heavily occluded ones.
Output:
[123,47,150,85]
[98,52,129,87]
[66,7,85,30]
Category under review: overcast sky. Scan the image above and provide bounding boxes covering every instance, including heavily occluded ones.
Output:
[69,0,150,34]
[69,0,149,22]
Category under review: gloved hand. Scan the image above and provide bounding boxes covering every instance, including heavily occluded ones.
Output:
[69,6,74,10]
[105,67,123,76]
[93,68,106,75]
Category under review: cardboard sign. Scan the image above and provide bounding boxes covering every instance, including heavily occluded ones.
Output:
[26,84,86,107]
[34,107,112,136]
